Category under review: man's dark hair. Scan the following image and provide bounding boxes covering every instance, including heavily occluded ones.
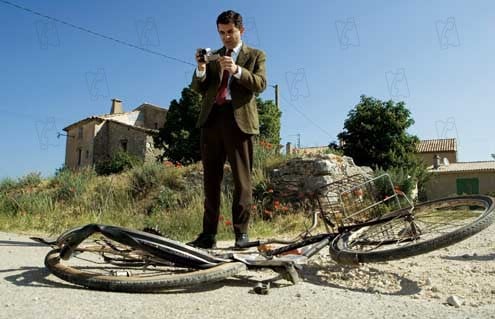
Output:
[216,10,243,29]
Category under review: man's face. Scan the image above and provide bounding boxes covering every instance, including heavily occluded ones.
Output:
[217,23,244,49]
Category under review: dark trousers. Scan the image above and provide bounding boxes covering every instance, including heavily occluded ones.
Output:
[200,104,253,235]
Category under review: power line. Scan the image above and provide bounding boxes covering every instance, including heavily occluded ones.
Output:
[2,0,336,140]
[280,94,334,138]
[0,0,195,66]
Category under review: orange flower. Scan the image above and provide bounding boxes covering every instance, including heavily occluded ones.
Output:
[274,200,280,209]
[224,220,232,226]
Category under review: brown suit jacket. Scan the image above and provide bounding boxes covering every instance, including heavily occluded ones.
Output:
[191,44,267,134]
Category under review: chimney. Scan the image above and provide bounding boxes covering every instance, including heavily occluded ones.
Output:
[110,98,123,114]
[433,154,441,169]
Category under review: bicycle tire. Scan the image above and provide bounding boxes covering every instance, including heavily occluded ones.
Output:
[329,195,495,264]
[45,247,246,292]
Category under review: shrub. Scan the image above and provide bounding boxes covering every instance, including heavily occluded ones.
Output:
[95,151,142,176]
[50,167,96,201]
[17,172,42,188]
[129,162,185,199]
[0,177,17,193]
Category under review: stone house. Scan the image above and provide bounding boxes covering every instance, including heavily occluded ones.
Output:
[425,161,495,199]
[416,138,457,165]
[63,99,167,169]
[416,138,495,199]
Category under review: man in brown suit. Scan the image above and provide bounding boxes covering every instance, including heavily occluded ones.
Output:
[188,10,267,249]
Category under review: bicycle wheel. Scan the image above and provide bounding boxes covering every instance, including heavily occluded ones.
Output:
[329,195,495,264]
[45,239,246,292]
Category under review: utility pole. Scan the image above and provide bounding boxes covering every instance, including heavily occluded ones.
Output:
[270,84,279,109]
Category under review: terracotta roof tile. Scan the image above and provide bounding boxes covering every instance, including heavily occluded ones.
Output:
[417,138,457,153]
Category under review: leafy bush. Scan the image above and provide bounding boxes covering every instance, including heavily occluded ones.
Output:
[129,162,184,199]
[95,151,142,176]
[17,172,42,188]
[0,177,17,193]
[50,167,96,201]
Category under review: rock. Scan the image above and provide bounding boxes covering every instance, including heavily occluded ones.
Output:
[269,154,372,199]
[431,286,440,293]
[425,277,432,286]
[446,295,462,307]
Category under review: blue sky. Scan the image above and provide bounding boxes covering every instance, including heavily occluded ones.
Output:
[1,0,494,179]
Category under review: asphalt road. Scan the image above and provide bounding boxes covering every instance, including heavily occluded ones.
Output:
[0,231,494,319]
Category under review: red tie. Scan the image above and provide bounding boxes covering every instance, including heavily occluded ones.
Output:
[215,49,233,105]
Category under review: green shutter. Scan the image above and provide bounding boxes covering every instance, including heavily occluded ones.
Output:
[456,178,479,195]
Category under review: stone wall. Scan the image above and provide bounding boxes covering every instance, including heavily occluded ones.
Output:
[65,120,97,169]
[269,154,373,198]
[138,106,167,130]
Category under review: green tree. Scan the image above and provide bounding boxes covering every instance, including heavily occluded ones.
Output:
[154,87,202,164]
[256,97,281,146]
[338,95,419,170]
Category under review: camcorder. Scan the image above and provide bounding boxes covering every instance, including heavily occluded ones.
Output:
[196,48,221,63]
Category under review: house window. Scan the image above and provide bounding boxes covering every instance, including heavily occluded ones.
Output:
[78,127,83,139]
[154,122,158,129]
[456,178,479,195]
[77,148,82,166]
[120,139,128,152]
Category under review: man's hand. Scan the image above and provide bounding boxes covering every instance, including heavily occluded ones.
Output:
[218,56,238,75]
[195,51,206,72]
